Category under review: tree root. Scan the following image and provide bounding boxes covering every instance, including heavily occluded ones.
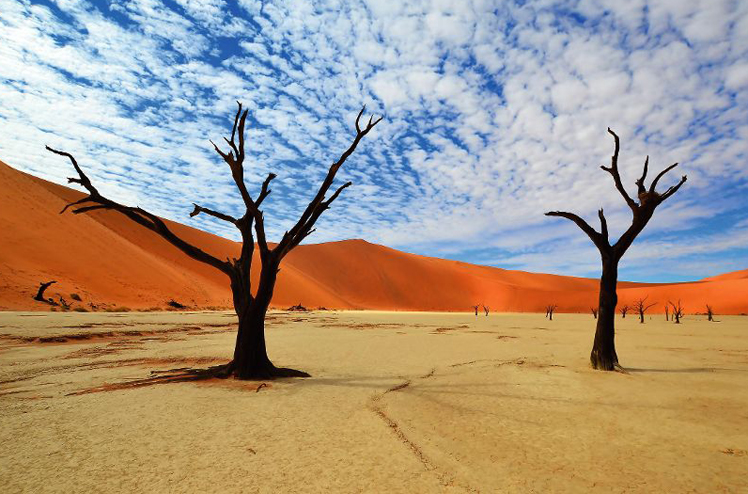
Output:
[67,360,310,395]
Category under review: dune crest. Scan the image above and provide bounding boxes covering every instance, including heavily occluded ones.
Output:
[1,160,746,313]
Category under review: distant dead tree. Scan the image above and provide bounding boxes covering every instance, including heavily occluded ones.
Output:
[33,280,57,304]
[633,296,657,324]
[483,305,489,316]
[619,304,630,318]
[669,300,684,324]
[47,102,382,379]
[545,304,558,320]
[472,304,480,316]
[705,304,717,322]
[546,129,687,370]
[664,304,669,321]
[591,307,598,319]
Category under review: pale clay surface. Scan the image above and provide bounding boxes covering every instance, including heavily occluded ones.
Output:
[1,310,746,493]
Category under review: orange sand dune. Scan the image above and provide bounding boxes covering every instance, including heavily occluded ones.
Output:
[1,160,747,313]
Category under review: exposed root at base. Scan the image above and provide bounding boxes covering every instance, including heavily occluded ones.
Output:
[66,360,309,395]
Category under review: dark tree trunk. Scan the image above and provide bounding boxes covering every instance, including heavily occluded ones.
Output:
[230,257,310,379]
[639,311,644,324]
[590,257,619,370]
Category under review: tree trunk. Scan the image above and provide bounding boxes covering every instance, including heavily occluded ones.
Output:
[639,311,644,324]
[590,257,619,370]
[230,258,310,380]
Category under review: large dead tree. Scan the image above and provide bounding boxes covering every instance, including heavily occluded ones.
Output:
[47,102,382,379]
[546,129,687,370]
[633,296,657,324]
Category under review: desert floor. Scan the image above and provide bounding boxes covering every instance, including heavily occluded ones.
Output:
[0,310,746,493]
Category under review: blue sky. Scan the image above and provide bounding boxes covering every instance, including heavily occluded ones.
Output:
[1,0,747,282]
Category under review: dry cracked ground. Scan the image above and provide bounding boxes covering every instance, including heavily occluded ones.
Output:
[1,310,747,493]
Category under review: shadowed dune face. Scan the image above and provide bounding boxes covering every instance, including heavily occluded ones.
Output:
[1,159,747,313]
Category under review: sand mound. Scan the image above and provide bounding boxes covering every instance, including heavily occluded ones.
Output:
[1,159,746,313]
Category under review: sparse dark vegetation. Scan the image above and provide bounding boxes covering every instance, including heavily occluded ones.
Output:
[706,304,718,322]
[669,300,684,324]
[546,129,686,370]
[545,304,558,320]
[619,304,630,318]
[633,296,657,324]
[70,293,82,301]
[287,304,308,312]
[167,299,188,309]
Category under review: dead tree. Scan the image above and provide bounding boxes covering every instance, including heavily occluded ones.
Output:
[33,280,57,304]
[546,129,687,370]
[483,305,489,316]
[706,304,717,322]
[545,304,558,320]
[619,304,630,318]
[633,296,657,324]
[669,300,684,324]
[591,307,598,319]
[472,304,479,316]
[47,102,382,379]
[664,304,669,321]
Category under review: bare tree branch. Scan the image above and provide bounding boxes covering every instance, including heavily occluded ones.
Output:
[659,175,688,201]
[256,173,277,207]
[275,107,382,258]
[545,211,609,252]
[190,204,238,225]
[598,208,609,244]
[649,162,679,193]
[600,128,637,211]
[635,155,649,196]
[47,147,232,276]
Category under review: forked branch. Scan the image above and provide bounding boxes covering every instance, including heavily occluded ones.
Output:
[545,211,610,252]
[275,107,382,258]
[600,128,637,211]
[47,146,232,276]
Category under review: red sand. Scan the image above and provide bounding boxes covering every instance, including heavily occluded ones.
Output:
[1,160,746,313]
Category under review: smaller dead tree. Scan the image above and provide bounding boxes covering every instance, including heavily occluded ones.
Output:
[33,281,57,304]
[633,296,657,324]
[706,304,718,322]
[483,305,490,316]
[473,304,480,316]
[669,300,684,324]
[619,305,630,318]
[664,304,669,321]
[591,307,598,319]
[545,304,558,321]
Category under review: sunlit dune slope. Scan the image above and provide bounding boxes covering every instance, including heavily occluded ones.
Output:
[1,160,746,313]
